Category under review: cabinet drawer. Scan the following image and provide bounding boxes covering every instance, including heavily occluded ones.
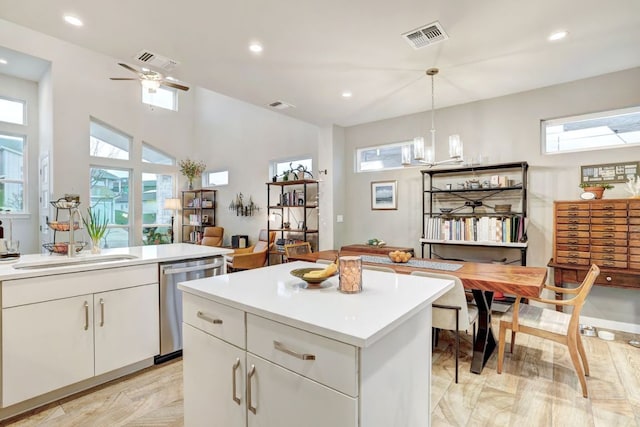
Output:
[556,217,589,224]
[590,239,620,247]
[183,293,245,349]
[630,225,640,232]
[556,257,590,266]
[630,217,640,224]
[630,263,640,271]
[557,231,590,238]
[247,314,358,397]
[556,224,590,232]
[630,247,640,255]
[628,200,640,209]
[629,232,640,241]
[590,217,627,225]
[590,202,627,210]
[556,210,590,218]
[555,202,589,211]
[591,225,628,232]
[590,272,639,288]
[556,237,590,245]
[590,210,627,218]
[590,231,627,239]
[591,253,627,262]
[594,260,627,269]
[630,238,640,248]
[591,246,627,254]
[630,255,640,264]
[556,244,589,252]
[556,250,590,259]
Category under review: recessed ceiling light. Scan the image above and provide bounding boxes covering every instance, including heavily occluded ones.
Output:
[342,91,353,98]
[249,43,263,53]
[63,15,83,27]
[548,30,568,41]
[0,59,7,65]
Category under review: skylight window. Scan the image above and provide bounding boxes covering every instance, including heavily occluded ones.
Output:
[142,86,177,111]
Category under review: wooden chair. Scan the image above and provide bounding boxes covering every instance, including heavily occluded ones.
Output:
[225,229,276,271]
[497,264,600,398]
[284,242,312,261]
[411,271,478,384]
[199,226,224,247]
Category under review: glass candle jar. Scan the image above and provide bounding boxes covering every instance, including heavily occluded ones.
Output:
[338,256,362,294]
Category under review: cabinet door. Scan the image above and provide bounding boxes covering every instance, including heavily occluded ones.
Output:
[2,295,94,407]
[246,354,357,427]
[94,283,159,375]
[183,323,246,427]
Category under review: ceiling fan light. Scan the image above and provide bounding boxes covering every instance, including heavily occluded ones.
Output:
[141,79,161,91]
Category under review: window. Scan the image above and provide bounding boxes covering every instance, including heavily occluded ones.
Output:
[542,106,640,154]
[89,167,130,248]
[0,97,25,125]
[273,158,313,178]
[203,170,229,186]
[141,173,174,245]
[356,141,421,172]
[90,119,131,160]
[0,133,25,212]
[142,143,175,165]
[142,86,177,111]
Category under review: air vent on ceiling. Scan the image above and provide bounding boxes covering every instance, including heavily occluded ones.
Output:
[268,100,295,110]
[134,50,179,72]
[401,21,448,49]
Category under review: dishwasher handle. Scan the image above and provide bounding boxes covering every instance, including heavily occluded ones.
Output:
[163,261,223,276]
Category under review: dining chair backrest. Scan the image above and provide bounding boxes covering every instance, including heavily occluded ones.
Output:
[560,263,599,332]
[411,271,472,331]
[284,242,312,258]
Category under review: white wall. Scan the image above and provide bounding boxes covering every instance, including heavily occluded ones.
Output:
[342,67,640,331]
[192,88,319,247]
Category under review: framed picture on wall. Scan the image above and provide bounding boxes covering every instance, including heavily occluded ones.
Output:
[371,180,397,210]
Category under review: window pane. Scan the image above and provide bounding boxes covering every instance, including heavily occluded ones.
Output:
[0,182,23,212]
[356,141,421,172]
[543,106,640,154]
[142,86,177,111]
[0,134,24,180]
[142,143,175,165]
[205,170,228,186]
[274,158,313,177]
[90,119,131,160]
[0,97,25,125]
[90,167,130,248]
[142,172,174,245]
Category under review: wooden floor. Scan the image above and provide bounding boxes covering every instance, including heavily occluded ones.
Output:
[5,317,640,426]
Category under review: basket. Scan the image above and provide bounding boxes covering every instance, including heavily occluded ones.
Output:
[47,221,80,231]
[43,242,87,254]
[50,200,80,209]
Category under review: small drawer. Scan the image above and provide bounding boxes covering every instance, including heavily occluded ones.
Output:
[183,293,245,349]
[556,244,589,252]
[556,237,590,245]
[591,245,627,254]
[630,263,640,271]
[630,247,640,255]
[590,239,621,247]
[556,250,590,259]
[630,232,640,241]
[590,231,627,239]
[556,210,590,218]
[556,217,589,224]
[593,259,628,269]
[590,202,628,210]
[556,257,590,266]
[556,224,590,231]
[591,253,627,262]
[557,230,590,238]
[590,217,627,225]
[555,202,589,211]
[629,217,640,224]
[628,201,640,210]
[247,314,358,397]
[591,225,628,232]
[591,210,627,218]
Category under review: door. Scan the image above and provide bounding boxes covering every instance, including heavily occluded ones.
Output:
[183,323,246,427]
[94,284,159,375]
[2,294,94,406]
[246,354,357,427]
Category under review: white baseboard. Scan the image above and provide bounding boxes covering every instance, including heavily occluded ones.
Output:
[579,315,640,335]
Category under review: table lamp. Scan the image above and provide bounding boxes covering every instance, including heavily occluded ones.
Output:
[164,198,181,243]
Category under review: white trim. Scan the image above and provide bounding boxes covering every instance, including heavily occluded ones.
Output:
[579,314,640,334]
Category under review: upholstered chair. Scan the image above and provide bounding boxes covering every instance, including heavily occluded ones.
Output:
[225,229,276,271]
[200,226,224,247]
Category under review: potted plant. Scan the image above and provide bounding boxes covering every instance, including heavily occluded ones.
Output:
[179,158,206,190]
[83,207,108,254]
[579,182,613,199]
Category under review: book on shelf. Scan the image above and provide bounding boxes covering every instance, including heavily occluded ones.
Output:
[424,214,526,243]
[189,214,200,225]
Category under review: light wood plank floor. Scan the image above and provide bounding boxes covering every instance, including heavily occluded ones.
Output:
[4,317,640,427]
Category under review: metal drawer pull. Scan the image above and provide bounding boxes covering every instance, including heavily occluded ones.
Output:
[568,212,578,217]
[197,311,223,324]
[569,253,578,258]
[232,358,241,405]
[603,219,614,224]
[568,232,577,237]
[273,341,316,360]
[568,240,578,244]
[569,205,579,209]
[568,260,578,264]
[569,219,578,224]
[606,276,613,282]
[605,212,614,217]
[603,233,614,238]
[605,226,615,231]
[604,248,614,253]
[84,301,89,331]
[603,205,614,210]
[568,225,578,230]
[100,298,105,327]
[603,255,614,260]
[247,365,257,414]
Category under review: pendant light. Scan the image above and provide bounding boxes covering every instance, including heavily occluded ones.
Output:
[405,68,464,167]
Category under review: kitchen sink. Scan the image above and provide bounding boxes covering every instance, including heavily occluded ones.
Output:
[12,254,138,270]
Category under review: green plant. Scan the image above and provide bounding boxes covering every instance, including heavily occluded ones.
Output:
[82,208,108,241]
[179,158,206,181]
[579,182,614,189]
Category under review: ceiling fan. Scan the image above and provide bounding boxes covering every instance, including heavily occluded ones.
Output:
[110,63,189,92]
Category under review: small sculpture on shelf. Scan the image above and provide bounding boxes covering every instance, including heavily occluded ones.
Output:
[281,163,314,181]
[229,193,260,216]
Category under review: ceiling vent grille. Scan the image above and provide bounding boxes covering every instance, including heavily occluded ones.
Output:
[268,100,295,110]
[402,21,448,49]
[134,50,179,72]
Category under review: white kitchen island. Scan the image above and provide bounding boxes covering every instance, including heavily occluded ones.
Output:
[179,261,453,427]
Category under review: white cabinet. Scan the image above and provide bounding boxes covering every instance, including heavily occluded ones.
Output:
[2,294,94,407]
[1,265,159,408]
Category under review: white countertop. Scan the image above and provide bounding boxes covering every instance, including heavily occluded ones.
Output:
[179,261,454,348]
[0,244,233,280]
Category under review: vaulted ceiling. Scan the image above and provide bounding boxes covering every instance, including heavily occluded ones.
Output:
[1,0,639,126]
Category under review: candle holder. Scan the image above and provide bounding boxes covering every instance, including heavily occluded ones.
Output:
[338,256,363,294]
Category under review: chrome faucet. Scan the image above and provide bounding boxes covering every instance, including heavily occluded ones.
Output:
[68,207,82,257]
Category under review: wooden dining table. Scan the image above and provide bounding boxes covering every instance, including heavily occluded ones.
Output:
[288,249,548,374]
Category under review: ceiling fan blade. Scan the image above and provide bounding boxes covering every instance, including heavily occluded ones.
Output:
[110,77,138,81]
[162,81,190,91]
[118,62,140,75]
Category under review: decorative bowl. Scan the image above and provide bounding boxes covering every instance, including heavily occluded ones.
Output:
[290,268,337,285]
[47,221,80,231]
[439,208,453,213]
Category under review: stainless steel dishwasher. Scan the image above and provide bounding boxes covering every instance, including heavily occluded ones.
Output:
[156,256,224,363]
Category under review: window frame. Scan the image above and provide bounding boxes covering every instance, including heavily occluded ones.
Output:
[89,118,132,161]
[0,95,26,126]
